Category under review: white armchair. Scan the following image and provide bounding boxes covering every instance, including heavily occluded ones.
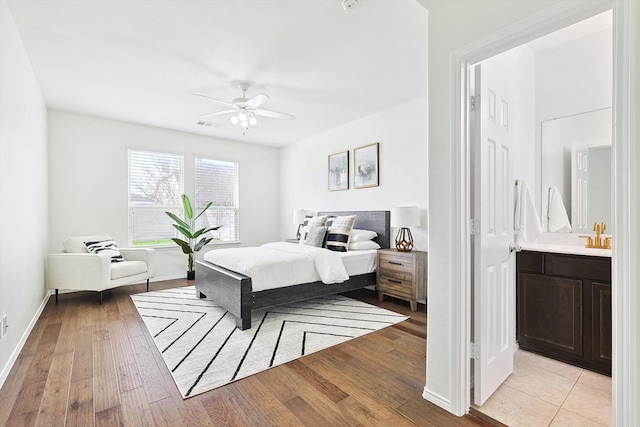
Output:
[47,235,156,304]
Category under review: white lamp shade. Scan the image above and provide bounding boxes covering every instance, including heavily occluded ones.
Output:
[391,206,420,227]
[292,209,308,224]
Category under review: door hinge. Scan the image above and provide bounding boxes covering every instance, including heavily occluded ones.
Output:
[470,342,479,359]
[469,219,480,235]
[470,95,480,112]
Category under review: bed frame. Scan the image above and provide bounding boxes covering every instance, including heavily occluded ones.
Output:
[194,210,390,330]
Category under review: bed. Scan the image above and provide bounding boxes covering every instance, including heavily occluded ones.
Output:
[194,210,390,330]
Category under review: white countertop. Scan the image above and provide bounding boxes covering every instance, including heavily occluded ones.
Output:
[519,233,612,257]
[520,243,612,257]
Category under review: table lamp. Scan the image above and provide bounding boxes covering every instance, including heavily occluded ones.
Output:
[292,209,308,240]
[391,206,420,251]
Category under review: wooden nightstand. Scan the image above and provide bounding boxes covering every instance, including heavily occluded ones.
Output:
[377,248,427,311]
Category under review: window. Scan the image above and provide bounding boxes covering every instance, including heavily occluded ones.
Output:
[195,157,239,242]
[128,150,183,246]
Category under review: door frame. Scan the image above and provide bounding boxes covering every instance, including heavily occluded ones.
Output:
[447,0,637,421]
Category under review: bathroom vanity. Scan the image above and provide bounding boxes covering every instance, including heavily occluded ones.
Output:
[516,249,611,375]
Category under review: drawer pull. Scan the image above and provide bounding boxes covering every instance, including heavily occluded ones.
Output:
[388,261,403,266]
[388,279,402,284]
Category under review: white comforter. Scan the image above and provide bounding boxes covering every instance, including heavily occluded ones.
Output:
[202,242,349,292]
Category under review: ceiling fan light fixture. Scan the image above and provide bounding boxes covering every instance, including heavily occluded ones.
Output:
[196,82,294,132]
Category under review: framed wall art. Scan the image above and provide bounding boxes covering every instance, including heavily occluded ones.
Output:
[328,150,349,191]
[354,142,379,188]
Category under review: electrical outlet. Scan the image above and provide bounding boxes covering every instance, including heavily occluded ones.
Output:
[2,315,7,336]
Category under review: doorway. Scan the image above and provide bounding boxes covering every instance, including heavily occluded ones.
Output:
[468,9,614,426]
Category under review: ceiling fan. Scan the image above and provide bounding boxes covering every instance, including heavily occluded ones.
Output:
[195,81,295,129]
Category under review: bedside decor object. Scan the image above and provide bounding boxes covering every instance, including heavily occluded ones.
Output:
[292,209,309,240]
[354,142,379,188]
[391,206,420,251]
[166,194,221,280]
[328,150,349,191]
[377,248,427,311]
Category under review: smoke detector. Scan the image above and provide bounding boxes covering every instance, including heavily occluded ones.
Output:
[342,0,359,13]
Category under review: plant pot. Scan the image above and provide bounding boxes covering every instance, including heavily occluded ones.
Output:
[187,271,195,280]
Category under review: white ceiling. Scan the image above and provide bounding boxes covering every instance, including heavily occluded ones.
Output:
[7,0,428,146]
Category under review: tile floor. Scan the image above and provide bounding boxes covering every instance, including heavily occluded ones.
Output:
[473,350,612,426]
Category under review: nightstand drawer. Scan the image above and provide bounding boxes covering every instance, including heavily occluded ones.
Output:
[378,254,414,273]
[378,276,413,297]
[378,269,413,283]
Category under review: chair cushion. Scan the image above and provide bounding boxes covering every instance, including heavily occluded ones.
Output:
[63,235,112,253]
[111,260,147,280]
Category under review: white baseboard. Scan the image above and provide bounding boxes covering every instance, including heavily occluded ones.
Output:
[0,290,50,389]
[423,386,456,415]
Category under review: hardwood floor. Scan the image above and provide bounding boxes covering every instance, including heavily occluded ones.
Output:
[0,280,492,426]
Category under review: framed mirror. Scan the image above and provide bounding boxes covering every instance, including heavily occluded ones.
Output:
[540,108,612,233]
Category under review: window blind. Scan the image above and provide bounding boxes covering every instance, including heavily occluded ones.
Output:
[194,157,239,242]
[129,150,184,246]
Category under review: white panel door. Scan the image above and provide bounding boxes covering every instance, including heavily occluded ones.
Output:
[571,142,589,233]
[472,64,515,406]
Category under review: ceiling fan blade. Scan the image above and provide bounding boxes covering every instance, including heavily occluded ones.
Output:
[200,109,237,117]
[245,93,269,109]
[255,108,296,121]
[193,94,237,109]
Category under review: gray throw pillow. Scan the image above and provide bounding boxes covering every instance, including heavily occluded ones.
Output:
[303,226,328,247]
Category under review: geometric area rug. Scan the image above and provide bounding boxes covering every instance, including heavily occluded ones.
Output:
[131,286,408,399]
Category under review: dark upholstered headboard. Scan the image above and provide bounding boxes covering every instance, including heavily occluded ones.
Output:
[318,210,391,249]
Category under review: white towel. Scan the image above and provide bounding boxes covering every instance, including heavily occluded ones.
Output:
[547,187,572,232]
[514,180,542,245]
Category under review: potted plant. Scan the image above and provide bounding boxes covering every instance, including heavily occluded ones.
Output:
[166,194,221,280]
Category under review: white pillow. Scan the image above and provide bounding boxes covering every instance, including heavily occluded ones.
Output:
[350,229,378,242]
[348,240,381,250]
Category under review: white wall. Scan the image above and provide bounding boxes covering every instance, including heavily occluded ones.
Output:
[47,111,281,279]
[279,97,429,251]
[535,27,613,122]
[0,0,48,385]
[535,26,613,219]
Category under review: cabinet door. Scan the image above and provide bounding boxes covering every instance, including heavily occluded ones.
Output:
[592,281,612,365]
[517,273,583,357]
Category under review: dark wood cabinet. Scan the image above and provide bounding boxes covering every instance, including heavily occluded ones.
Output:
[516,250,611,375]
